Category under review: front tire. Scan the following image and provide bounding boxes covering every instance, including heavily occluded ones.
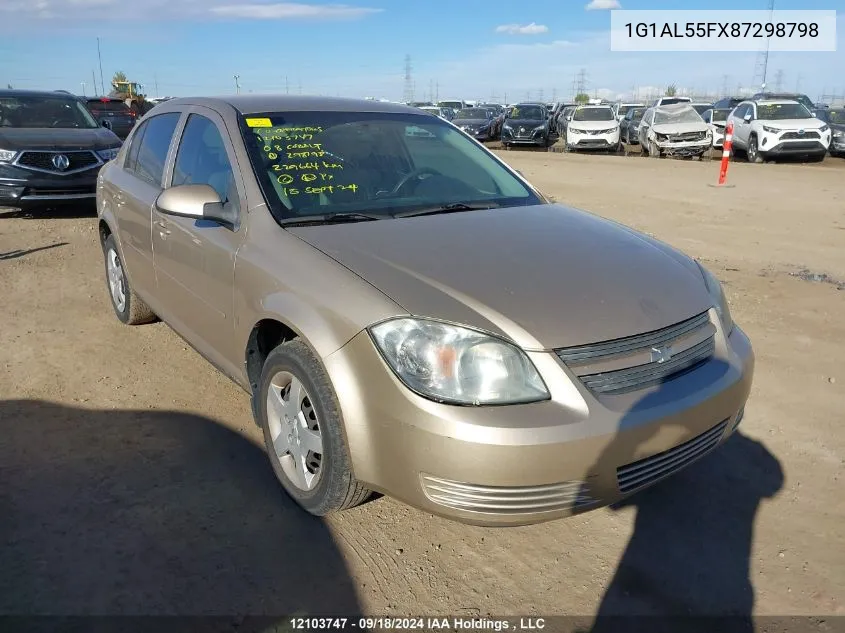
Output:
[747,136,763,163]
[102,234,156,325]
[257,340,371,516]
[648,140,661,158]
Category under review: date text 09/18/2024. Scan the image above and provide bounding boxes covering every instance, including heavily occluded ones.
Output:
[288,617,548,631]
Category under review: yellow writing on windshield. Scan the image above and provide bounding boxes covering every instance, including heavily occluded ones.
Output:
[281,184,358,197]
[246,117,272,128]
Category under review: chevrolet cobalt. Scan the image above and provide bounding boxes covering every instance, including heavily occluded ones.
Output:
[96,96,753,526]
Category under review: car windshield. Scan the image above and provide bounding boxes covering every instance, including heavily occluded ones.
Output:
[763,94,815,110]
[454,109,489,120]
[629,108,647,121]
[241,111,541,222]
[573,107,614,121]
[510,105,545,120]
[712,109,729,122]
[654,107,703,125]
[0,95,99,129]
[757,103,813,120]
[88,99,130,113]
[692,104,711,115]
[439,101,462,109]
[617,105,640,116]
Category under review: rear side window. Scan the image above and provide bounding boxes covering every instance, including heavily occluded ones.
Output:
[134,112,181,187]
[124,121,147,172]
[172,114,240,216]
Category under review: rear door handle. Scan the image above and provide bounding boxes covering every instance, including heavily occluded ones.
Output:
[154,218,171,238]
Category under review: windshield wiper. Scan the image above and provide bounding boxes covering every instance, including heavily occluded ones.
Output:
[393,202,498,219]
[279,212,387,227]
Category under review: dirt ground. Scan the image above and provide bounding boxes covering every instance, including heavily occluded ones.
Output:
[1,150,843,622]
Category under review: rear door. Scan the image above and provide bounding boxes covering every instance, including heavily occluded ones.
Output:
[110,111,182,296]
[731,104,751,147]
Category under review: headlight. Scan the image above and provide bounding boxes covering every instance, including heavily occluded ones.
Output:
[569,127,582,134]
[696,262,734,335]
[762,125,781,134]
[97,147,120,161]
[503,124,513,131]
[819,125,829,133]
[834,130,843,138]
[0,149,17,163]
[369,318,550,405]
[534,125,546,132]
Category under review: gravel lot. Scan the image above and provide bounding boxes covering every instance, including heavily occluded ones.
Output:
[1,151,843,622]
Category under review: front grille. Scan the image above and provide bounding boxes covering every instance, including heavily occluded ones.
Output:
[781,131,821,140]
[421,475,596,514]
[16,151,100,173]
[780,141,823,151]
[616,419,729,494]
[556,311,716,396]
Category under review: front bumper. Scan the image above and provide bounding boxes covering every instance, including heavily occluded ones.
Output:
[831,137,845,154]
[759,139,828,157]
[0,169,98,208]
[567,130,620,150]
[324,315,754,526]
[654,139,711,156]
[712,129,726,148]
[502,127,547,146]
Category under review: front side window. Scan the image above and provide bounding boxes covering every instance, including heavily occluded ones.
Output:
[240,111,541,222]
[134,112,181,187]
[124,120,148,172]
[172,114,240,216]
[827,109,845,124]
[0,95,98,129]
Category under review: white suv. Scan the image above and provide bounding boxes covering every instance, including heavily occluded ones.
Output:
[727,100,831,163]
[565,105,621,152]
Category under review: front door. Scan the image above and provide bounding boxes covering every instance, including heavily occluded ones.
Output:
[151,107,246,376]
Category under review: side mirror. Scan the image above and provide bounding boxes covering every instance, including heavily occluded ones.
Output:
[743,113,753,123]
[101,119,111,129]
[155,184,235,226]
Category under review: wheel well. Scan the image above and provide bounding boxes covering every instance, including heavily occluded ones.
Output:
[245,319,298,393]
[98,220,112,246]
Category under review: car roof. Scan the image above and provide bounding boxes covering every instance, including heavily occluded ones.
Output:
[753,99,800,106]
[0,89,82,98]
[158,95,428,116]
[653,102,697,112]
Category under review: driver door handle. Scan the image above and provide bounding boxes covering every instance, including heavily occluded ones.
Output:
[154,218,170,238]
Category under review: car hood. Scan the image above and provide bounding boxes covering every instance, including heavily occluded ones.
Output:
[652,122,708,135]
[568,119,618,130]
[0,127,121,150]
[289,204,712,350]
[508,119,546,128]
[454,119,490,127]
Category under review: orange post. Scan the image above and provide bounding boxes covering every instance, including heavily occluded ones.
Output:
[717,120,734,186]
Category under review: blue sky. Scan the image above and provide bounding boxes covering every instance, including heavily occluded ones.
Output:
[1,0,842,102]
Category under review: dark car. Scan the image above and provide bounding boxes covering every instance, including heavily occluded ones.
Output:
[86,97,137,140]
[502,103,551,148]
[0,90,122,211]
[479,103,505,136]
[556,105,579,137]
[751,92,818,115]
[620,106,648,144]
[451,107,498,141]
[816,107,845,157]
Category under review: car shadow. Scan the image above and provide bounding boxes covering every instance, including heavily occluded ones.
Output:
[0,399,361,620]
[576,360,784,633]
[0,242,69,260]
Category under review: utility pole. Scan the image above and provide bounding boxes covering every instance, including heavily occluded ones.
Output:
[773,69,784,92]
[795,73,802,92]
[81,82,86,97]
[430,79,434,103]
[298,78,302,94]
[97,37,105,97]
[720,74,729,97]
[754,0,776,90]
[285,76,289,94]
[538,88,544,102]
[403,54,414,103]
[154,73,159,97]
[552,88,557,103]
[572,68,588,100]
[92,69,98,96]
[435,81,439,103]
[233,74,241,94]
[504,91,508,104]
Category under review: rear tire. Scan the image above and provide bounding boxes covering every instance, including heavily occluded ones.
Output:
[256,339,371,516]
[102,234,156,325]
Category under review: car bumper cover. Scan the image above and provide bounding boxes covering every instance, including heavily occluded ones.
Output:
[324,317,754,526]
